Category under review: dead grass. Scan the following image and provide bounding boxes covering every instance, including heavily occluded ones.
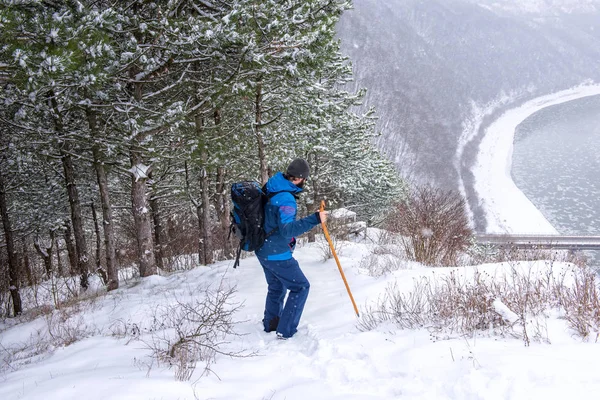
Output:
[358,262,600,345]
[1,302,98,373]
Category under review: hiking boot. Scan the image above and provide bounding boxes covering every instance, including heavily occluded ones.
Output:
[264,316,280,333]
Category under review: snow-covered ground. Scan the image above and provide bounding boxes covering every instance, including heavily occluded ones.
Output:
[2,236,600,400]
[473,83,600,233]
[3,84,600,399]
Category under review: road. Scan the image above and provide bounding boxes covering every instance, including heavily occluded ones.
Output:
[475,234,600,250]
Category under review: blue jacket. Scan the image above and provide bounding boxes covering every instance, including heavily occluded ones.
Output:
[255,172,320,261]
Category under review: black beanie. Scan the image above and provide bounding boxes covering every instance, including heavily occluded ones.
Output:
[286,158,310,179]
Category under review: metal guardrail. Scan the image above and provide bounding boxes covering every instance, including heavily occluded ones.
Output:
[475,234,600,250]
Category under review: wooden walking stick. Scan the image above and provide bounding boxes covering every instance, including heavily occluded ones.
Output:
[320,200,360,317]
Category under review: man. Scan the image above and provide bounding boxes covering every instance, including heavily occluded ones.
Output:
[255,158,327,339]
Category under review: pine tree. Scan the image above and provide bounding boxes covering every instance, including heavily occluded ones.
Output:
[229,0,405,219]
[0,1,97,289]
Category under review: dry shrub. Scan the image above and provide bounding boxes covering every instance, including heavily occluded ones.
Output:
[315,216,348,261]
[431,271,507,333]
[359,238,408,277]
[359,230,411,276]
[1,330,53,373]
[163,254,199,272]
[359,253,407,277]
[385,184,473,266]
[557,267,600,340]
[358,272,510,337]
[160,213,236,271]
[316,234,345,262]
[358,263,600,345]
[1,303,97,373]
[45,308,94,346]
[143,282,250,381]
[108,319,141,341]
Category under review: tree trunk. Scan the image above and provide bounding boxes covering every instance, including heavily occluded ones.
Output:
[34,232,54,276]
[60,143,90,290]
[48,92,90,290]
[0,165,22,316]
[127,48,157,278]
[56,239,64,277]
[22,239,34,287]
[308,155,319,243]
[213,110,233,259]
[148,179,165,272]
[128,31,158,277]
[90,201,109,286]
[255,81,269,185]
[193,114,213,266]
[64,220,78,276]
[184,162,203,265]
[130,149,157,277]
[199,165,213,265]
[88,109,118,291]
[196,205,205,265]
[213,109,233,260]
[215,166,233,259]
[90,202,102,269]
[306,198,316,243]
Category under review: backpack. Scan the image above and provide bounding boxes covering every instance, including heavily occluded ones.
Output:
[230,181,276,268]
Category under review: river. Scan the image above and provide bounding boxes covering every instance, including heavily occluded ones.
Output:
[511,94,600,267]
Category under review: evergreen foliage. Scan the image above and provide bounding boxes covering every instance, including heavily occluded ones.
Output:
[0,0,404,314]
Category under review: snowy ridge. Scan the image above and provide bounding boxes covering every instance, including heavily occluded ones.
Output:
[473,83,600,234]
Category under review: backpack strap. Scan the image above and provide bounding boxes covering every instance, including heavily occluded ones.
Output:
[264,190,280,237]
[227,215,234,240]
[233,243,243,269]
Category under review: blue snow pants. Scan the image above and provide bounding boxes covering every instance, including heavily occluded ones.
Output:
[257,256,310,338]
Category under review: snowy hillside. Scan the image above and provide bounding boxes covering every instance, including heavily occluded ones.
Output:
[1,232,600,399]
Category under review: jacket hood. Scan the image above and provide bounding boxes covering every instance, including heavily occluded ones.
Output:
[266,172,303,195]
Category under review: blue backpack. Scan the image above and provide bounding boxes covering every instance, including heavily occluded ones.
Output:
[230,181,276,268]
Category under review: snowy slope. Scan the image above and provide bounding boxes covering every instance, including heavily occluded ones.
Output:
[2,235,600,400]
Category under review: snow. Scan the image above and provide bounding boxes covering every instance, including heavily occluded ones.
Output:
[492,299,519,324]
[47,28,60,41]
[2,237,600,399]
[330,207,357,220]
[129,163,150,181]
[3,86,600,399]
[457,93,517,222]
